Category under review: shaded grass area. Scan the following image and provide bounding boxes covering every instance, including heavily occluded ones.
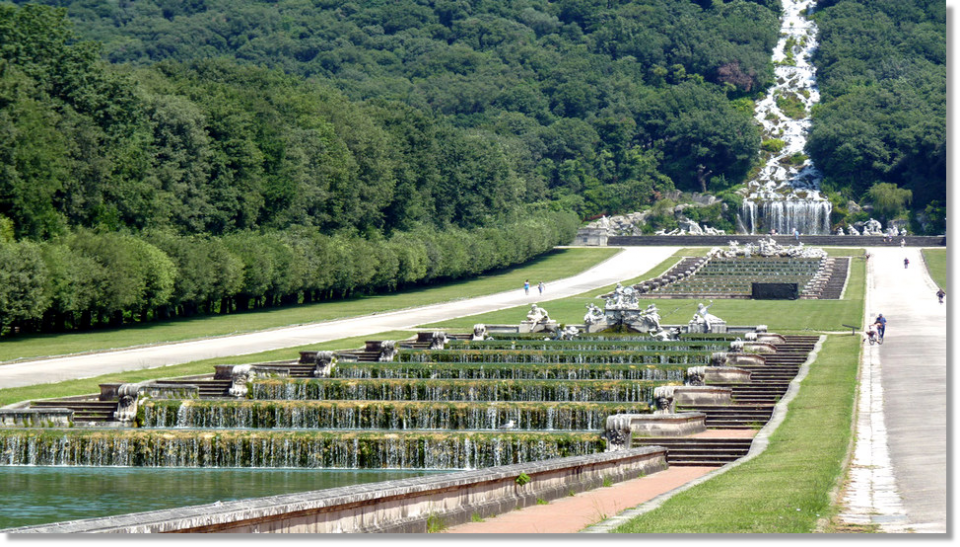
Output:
[0,331,413,407]
[611,334,861,533]
[0,248,618,364]
[424,249,865,334]
[921,248,947,290]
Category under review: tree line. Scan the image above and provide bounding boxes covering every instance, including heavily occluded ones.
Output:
[0,210,578,335]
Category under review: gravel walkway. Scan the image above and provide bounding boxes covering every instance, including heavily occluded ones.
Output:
[0,246,678,389]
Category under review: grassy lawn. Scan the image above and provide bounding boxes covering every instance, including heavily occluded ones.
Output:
[611,334,861,533]
[921,248,947,290]
[0,331,414,407]
[423,249,865,334]
[0,248,618,364]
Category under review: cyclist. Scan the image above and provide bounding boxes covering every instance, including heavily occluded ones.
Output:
[874,314,886,339]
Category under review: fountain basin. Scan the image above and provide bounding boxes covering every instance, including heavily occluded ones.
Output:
[6,447,667,533]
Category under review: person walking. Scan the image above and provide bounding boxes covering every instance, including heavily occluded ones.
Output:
[538,281,545,295]
[875,313,887,339]
[937,288,945,304]
[904,258,910,269]
[900,238,905,247]
[523,280,530,295]
[794,228,799,241]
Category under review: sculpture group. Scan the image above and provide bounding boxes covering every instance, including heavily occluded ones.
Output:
[836,217,907,237]
[717,238,825,259]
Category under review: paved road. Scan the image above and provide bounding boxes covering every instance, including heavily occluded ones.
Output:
[869,246,947,532]
[840,246,947,533]
[0,246,679,390]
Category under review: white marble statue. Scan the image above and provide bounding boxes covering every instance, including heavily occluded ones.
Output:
[584,303,605,325]
[526,303,550,323]
[690,302,726,333]
[864,218,883,235]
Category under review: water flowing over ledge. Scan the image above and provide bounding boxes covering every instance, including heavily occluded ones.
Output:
[740,0,831,235]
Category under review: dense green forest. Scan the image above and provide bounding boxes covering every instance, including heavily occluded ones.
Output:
[809,0,946,232]
[0,1,782,335]
[3,0,785,227]
[0,0,946,335]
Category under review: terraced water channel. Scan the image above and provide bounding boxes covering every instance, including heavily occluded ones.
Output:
[0,330,820,528]
[1,332,808,468]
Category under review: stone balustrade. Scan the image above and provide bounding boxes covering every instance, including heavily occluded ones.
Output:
[6,448,668,533]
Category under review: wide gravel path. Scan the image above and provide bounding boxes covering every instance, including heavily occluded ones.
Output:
[0,246,679,390]
[838,246,947,532]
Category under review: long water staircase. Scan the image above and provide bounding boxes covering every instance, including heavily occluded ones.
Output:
[5,332,816,472]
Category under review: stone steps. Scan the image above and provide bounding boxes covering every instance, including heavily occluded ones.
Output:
[160,379,233,398]
[632,438,753,467]
[677,404,774,428]
[31,400,118,422]
[818,257,850,299]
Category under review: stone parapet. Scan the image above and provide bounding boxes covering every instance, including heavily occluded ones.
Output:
[0,408,73,428]
[5,448,668,534]
[703,367,751,384]
[672,386,732,406]
[608,235,945,247]
[607,412,707,438]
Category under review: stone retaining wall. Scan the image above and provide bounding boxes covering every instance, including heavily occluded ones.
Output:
[7,448,668,534]
[607,235,945,247]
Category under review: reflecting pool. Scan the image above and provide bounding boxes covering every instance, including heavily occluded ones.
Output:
[0,466,444,530]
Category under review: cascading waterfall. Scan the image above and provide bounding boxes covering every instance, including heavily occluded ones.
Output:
[250,378,665,403]
[5,335,765,476]
[333,363,687,381]
[0,430,603,469]
[740,0,831,234]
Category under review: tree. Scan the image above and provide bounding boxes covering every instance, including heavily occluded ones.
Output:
[0,241,49,333]
[865,183,912,222]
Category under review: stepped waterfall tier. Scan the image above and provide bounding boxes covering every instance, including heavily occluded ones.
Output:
[1,327,820,529]
[139,401,652,431]
[740,0,831,235]
[1,330,814,474]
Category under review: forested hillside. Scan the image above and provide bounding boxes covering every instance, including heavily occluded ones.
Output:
[809,0,946,232]
[8,0,781,219]
[0,0,946,336]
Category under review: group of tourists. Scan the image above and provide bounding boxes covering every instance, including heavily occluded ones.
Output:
[523,280,545,296]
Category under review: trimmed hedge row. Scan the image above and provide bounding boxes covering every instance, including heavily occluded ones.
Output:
[0,210,577,335]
